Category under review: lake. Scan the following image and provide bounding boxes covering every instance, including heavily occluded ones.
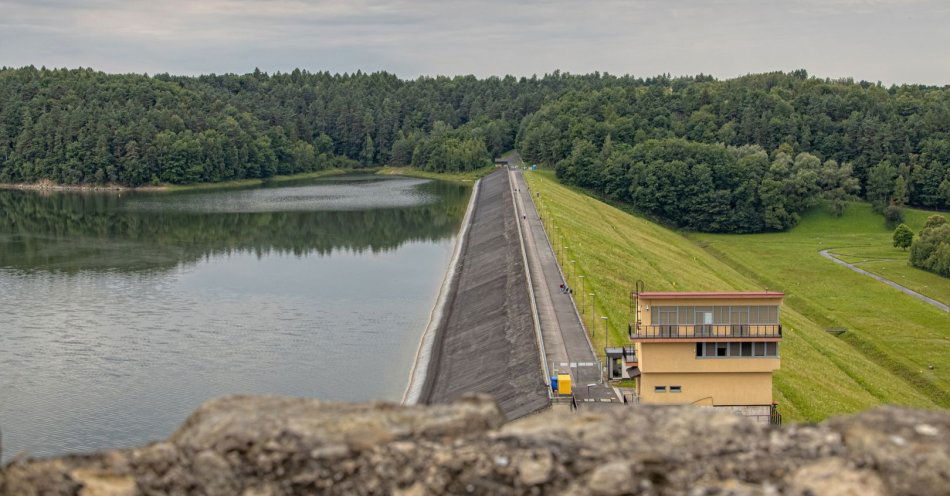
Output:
[0,174,469,461]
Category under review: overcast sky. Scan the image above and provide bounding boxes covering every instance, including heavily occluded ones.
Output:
[1,0,948,84]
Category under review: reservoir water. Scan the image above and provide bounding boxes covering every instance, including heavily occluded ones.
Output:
[0,174,469,461]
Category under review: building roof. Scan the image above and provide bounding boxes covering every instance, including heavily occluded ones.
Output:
[637,291,784,300]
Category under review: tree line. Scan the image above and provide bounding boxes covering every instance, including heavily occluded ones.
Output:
[0,67,636,185]
[1,67,947,233]
[519,71,948,232]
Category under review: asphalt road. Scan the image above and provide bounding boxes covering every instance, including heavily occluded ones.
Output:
[509,167,619,404]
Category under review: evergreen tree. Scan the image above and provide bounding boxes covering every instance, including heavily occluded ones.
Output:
[360,135,376,165]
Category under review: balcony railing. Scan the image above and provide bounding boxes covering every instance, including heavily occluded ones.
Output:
[605,346,638,362]
[622,346,637,362]
[631,324,782,339]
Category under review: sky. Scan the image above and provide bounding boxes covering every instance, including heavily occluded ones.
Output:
[1,0,948,84]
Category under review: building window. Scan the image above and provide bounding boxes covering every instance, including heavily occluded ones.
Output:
[716,342,728,357]
[654,386,667,393]
[742,342,753,357]
[696,341,780,358]
[653,305,779,325]
[729,342,742,356]
[670,386,682,393]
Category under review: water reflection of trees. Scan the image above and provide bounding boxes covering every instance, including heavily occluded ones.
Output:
[0,182,469,273]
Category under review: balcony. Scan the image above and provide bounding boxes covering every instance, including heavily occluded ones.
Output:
[631,324,782,340]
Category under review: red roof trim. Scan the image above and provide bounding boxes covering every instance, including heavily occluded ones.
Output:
[638,291,784,299]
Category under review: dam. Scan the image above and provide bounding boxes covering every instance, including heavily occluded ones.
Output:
[408,169,551,419]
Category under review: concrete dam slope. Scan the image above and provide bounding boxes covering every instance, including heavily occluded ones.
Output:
[418,170,550,419]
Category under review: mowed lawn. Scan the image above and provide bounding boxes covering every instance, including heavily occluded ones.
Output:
[811,205,949,305]
[523,170,945,421]
[694,203,949,411]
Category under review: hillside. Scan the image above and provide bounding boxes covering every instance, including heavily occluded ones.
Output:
[523,170,944,421]
[695,204,949,411]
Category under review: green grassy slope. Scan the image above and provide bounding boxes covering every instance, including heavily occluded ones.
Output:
[695,203,949,410]
[790,205,948,304]
[524,170,944,421]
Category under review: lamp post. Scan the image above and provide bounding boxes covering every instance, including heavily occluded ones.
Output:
[588,293,595,334]
[578,276,585,311]
[569,260,576,285]
[601,316,608,354]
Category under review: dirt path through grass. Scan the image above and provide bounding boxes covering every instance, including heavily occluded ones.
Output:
[820,249,949,312]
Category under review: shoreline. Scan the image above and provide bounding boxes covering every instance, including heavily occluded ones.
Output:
[0,166,496,194]
[401,177,482,405]
[0,181,159,192]
[0,168,360,194]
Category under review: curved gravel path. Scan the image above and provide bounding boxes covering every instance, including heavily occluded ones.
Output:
[819,249,948,312]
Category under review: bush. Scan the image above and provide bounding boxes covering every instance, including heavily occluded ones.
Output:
[909,215,950,277]
[893,224,914,250]
[883,204,904,226]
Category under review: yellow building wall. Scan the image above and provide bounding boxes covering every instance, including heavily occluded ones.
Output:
[637,342,780,374]
[639,372,774,406]
[631,296,781,407]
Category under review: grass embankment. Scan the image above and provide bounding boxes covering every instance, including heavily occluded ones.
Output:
[523,169,945,421]
[376,165,497,183]
[694,204,949,411]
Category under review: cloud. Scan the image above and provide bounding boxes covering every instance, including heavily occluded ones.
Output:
[0,0,947,84]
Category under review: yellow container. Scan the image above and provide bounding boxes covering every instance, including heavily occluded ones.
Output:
[557,374,572,395]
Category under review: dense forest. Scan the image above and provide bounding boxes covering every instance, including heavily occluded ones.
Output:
[0,67,635,185]
[1,67,947,233]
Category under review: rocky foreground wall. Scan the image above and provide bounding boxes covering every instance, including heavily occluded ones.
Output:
[1,395,948,496]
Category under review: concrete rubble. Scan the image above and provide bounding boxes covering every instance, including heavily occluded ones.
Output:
[2,394,948,495]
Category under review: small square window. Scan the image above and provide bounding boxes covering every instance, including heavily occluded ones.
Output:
[670,386,682,393]
[654,386,667,393]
